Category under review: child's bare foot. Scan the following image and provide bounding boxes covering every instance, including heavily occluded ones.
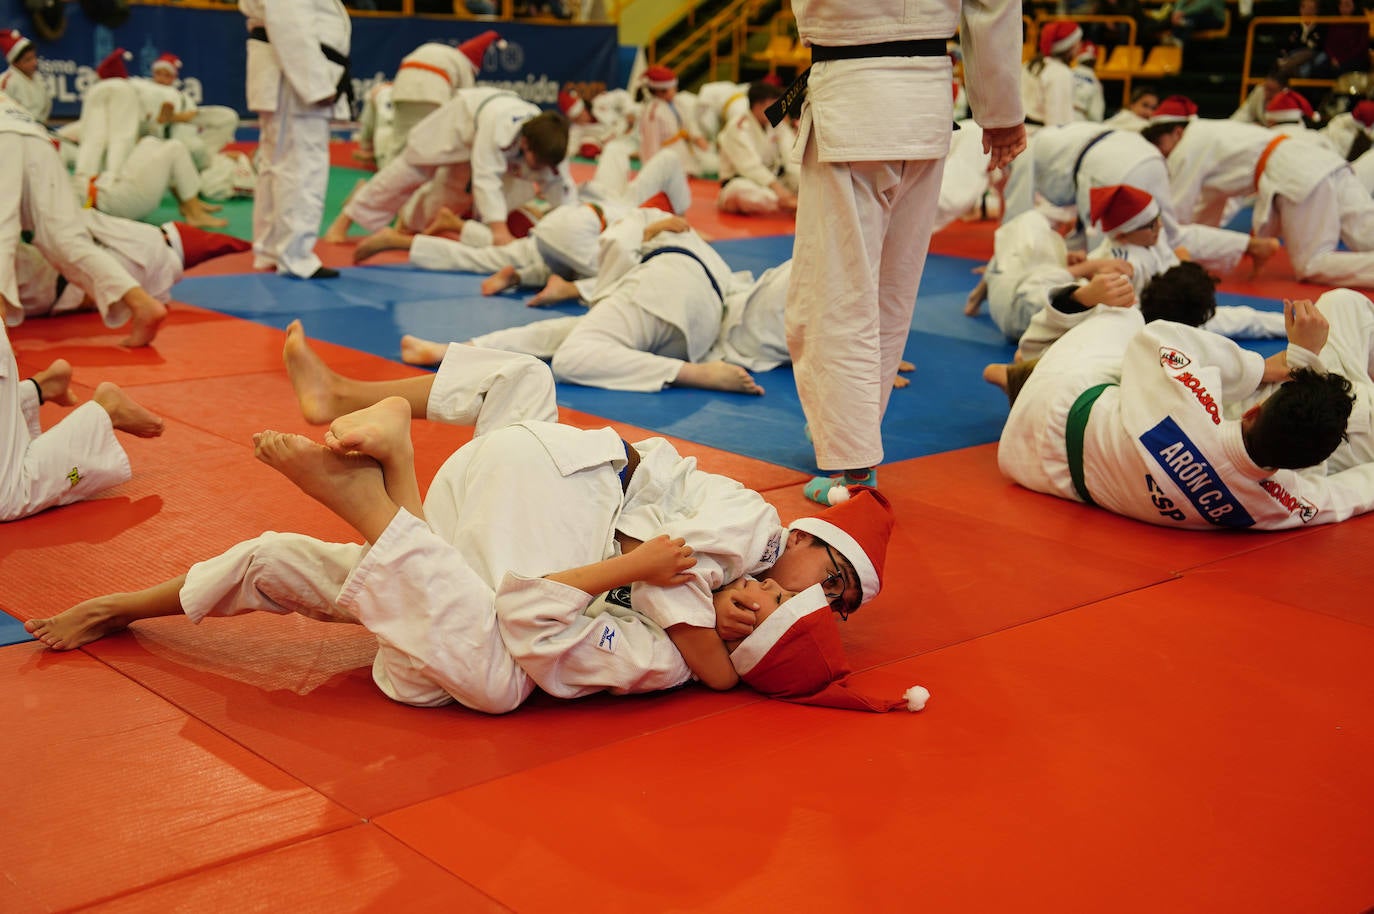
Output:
[964,277,988,316]
[400,334,448,365]
[93,382,164,437]
[892,360,915,390]
[322,179,367,243]
[32,359,79,407]
[673,361,765,395]
[528,274,579,307]
[25,595,134,650]
[354,226,412,263]
[121,288,168,347]
[423,206,466,237]
[178,197,229,229]
[324,396,413,464]
[481,265,520,296]
[283,320,347,424]
[253,430,393,538]
[1246,236,1280,277]
[982,362,1010,393]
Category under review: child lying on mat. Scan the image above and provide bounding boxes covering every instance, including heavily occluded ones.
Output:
[28,330,922,713]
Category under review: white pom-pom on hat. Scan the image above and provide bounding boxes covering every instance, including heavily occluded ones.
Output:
[903,685,931,712]
[826,485,850,505]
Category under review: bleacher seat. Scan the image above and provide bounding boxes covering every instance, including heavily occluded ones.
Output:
[1096,44,1143,77]
[1135,43,1182,76]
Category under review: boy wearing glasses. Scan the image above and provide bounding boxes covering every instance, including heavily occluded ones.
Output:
[27,334,893,711]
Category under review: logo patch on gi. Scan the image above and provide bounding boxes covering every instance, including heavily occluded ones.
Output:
[1159,347,1191,370]
[596,624,617,653]
[1139,417,1255,528]
[66,466,82,488]
[760,531,782,566]
[605,585,632,609]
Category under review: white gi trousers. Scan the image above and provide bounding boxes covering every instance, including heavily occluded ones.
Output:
[253,84,331,277]
[409,233,542,279]
[92,136,201,223]
[1278,169,1374,287]
[0,328,131,521]
[0,131,138,325]
[581,144,691,216]
[73,79,142,179]
[786,137,946,470]
[177,345,619,711]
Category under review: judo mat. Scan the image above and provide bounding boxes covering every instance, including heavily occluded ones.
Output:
[4,155,1374,913]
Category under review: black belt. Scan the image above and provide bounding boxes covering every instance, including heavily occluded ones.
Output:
[249,26,355,116]
[53,274,68,306]
[766,38,951,127]
[1024,116,1045,127]
[640,245,724,303]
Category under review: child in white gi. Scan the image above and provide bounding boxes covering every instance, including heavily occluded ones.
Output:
[716,81,799,215]
[0,29,49,121]
[28,332,894,711]
[996,298,1374,530]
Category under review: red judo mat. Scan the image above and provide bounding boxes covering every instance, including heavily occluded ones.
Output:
[4,179,1374,912]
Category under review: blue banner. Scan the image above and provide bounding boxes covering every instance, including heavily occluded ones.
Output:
[0,3,617,120]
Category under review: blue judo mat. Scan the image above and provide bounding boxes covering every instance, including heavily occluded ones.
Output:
[170,236,1285,473]
[0,611,32,647]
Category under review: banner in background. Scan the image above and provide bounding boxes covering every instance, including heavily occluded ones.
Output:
[0,4,618,120]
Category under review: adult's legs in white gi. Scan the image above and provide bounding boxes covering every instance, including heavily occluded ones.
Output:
[1279,181,1374,287]
[787,135,945,472]
[254,85,331,278]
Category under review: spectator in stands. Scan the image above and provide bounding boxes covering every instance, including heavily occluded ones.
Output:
[1232,69,1290,122]
[1320,0,1371,75]
[1154,0,1227,47]
[1084,0,1146,52]
[1277,0,1326,77]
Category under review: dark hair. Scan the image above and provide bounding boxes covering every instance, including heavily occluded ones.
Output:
[1131,84,1160,103]
[520,110,570,168]
[1244,368,1354,469]
[747,81,782,107]
[1265,67,1291,87]
[1141,121,1185,146]
[1140,262,1218,326]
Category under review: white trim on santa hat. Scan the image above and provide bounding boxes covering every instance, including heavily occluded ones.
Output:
[789,515,879,606]
[729,585,829,677]
[160,221,186,267]
[152,54,181,74]
[3,30,34,65]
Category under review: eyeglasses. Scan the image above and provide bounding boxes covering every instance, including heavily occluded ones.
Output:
[821,543,857,621]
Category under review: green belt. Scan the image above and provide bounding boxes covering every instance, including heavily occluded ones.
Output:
[1064,383,1116,507]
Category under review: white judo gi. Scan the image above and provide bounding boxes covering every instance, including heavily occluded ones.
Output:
[82,135,203,224]
[984,209,1073,341]
[241,0,351,278]
[1020,56,1075,128]
[1072,64,1105,123]
[0,98,141,330]
[934,119,992,231]
[0,64,49,121]
[999,306,1374,529]
[388,41,477,166]
[1002,123,1252,273]
[786,0,1024,472]
[177,347,788,710]
[638,94,714,178]
[344,88,576,236]
[71,78,143,179]
[716,105,799,214]
[1168,118,1374,287]
[0,326,132,522]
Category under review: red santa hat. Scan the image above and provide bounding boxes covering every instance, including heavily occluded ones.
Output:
[1148,94,1197,124]
[1038,21,1083,58]
[759,71,784,89]
[731,586,930,712]
[788,485,894,606]
[1353,99,1374,131]
[558,88,586,119]
[1,29,34,65]
[96,48,132,80]
[643,65,678,91]
[457,30,504,72]
[162,222,251,269]
[151,52,182,75]
[1265,88,1313,124]
[1076,40,1099,63]
[1089,184,1159,235]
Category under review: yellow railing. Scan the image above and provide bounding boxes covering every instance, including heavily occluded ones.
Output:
[1240,15,1372,105]
[127,0,611,24]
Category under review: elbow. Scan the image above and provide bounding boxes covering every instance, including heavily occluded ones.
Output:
[698,668,740,691]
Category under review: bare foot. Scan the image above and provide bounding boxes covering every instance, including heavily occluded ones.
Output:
[982,362,1009,393]
[1246,236,1280,278]
[121,288,168,347]
[25,595,133,650]
[481,265,520,296]
[324,396,413,464]
[892,360,914,390]
[202,201,224,213]
[354,226,413,264]
[529,274,579,308]
[423,206,467,237]
[93,382,165,437]
[283,319,346,424]
[252,430,394,540]
[964,277,988,316]
[673,361,765,395]
[322,179,368,243]
[32,359,79,407]
[400,334,448,366]
[179,197,229,229]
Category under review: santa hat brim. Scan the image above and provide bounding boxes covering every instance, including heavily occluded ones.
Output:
[789,514,879,604]
[1104,198,1159,235]
[6,37,33,64]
